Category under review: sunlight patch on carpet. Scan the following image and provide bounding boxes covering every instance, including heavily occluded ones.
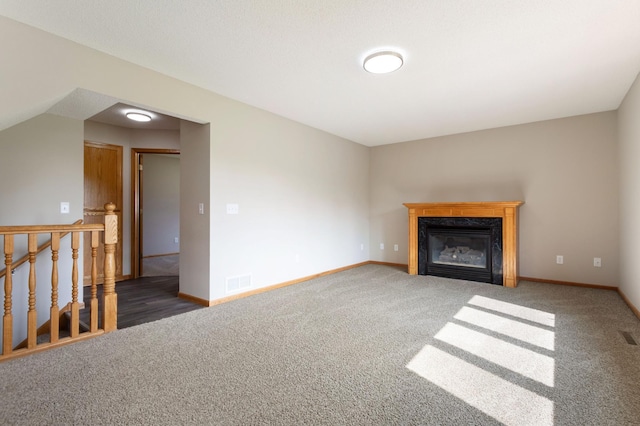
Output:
[435,322,554,386]
[455,306,555,350]
[407,295,556,426]
[407,345,553,426]
[468,295,555,327]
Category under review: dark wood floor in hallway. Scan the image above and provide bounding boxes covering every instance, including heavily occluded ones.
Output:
[83,276,204,329]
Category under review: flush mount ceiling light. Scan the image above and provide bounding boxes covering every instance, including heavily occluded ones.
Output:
[126,112,152,122]
[363,51,404,74]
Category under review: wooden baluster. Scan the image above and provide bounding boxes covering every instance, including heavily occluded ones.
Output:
[103,203,118,332]
[3,235,14,355]
[27,234,37,349]
[50,232,60,343]
[70,232,80,338]
[90,231,99,332]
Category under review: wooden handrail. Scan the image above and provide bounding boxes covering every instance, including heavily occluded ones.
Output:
[0,220,84,279]
[0,222,104,235]
[1,203,118,361]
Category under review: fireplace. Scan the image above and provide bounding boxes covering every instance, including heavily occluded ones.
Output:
[418,217,503,285]
[404,201,523,287]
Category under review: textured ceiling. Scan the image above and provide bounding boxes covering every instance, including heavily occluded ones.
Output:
[1,1,639,146]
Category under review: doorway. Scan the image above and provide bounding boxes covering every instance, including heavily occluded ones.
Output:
[131,148,180,279]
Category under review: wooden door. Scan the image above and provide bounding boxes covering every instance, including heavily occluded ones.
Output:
[84,141,123,285]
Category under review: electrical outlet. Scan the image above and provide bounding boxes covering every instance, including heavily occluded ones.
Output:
[556,255,564,265]
[360,243,364,251]
[394,244,399,251]
[594,257,602,267]
[174,237,179,244]
[380,243,384,250]
[60,202,70,214]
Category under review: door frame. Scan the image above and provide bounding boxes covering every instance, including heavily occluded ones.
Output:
[131,148,180,279]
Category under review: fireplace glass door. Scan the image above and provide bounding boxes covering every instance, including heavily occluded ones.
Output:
[426,227,493,283]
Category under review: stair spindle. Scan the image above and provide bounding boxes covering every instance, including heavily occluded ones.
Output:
[90,231,99,332]
[50,232,60,343]
[69,232,80,338]
[3,235,14,355]
[27,234,37,349]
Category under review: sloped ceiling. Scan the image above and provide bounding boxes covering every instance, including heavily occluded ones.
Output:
[1,1,639,146]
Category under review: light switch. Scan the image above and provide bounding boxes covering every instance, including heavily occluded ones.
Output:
[198,203,204,215]
[226,203,239,214]
[60,202,70,214]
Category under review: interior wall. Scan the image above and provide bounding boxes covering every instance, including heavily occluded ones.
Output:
[0,17,372,302]
[209,104,370,300]
[0,113,84,346]
[618,72,640,309]
[0,114,84,226]
[370,112,619,287]
[142,154,180,257]
[180,121,210,300]
[84,121,180,276]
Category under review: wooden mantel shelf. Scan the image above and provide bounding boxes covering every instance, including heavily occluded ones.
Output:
[404,201,524,287]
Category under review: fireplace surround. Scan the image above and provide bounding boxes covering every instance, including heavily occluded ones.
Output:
[404,201,524,287]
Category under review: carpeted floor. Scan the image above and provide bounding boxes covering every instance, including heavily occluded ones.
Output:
[1,265,639,425]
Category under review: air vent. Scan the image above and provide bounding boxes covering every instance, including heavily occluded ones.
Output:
[226,274,252,294]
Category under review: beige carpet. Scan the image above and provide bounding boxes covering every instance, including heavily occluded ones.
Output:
[1,265,639,425]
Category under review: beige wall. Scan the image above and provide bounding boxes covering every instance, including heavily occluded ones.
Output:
[0,113,84,346]
[142,154,180,256]
[0,114,84,226]
[618,72,640,309]
[209,104,370,299]
[370,112,619,287]
[0,17,370,302]
[179,121,211,300]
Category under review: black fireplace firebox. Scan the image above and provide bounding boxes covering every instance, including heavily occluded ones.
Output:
[418,217,503,285]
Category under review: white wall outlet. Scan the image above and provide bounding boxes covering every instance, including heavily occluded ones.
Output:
[198,203,204,215]
[556,255,564,265]
[60,202,70,214]
[394,244,399,251]
[380,243,384,250]
[226,203,239,214]
[174,237,179,244]
[594,257,602,267]
[360,243,364,251]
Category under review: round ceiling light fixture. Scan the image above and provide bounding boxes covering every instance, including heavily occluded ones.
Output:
[126,112,152,122]
[363,51,404,74]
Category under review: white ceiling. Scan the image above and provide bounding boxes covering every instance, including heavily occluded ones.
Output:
[88,103,181,130]
[1,1,639,146]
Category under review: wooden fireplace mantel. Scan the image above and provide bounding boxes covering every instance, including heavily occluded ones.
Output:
[404,201,524,287]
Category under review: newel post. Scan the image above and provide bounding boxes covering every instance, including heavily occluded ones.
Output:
[103,202,118,332]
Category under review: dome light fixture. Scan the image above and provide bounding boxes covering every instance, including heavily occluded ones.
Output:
[363,51,404,74]
[126,112,152,122]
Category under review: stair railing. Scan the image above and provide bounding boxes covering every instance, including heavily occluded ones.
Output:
[0,203,118,361]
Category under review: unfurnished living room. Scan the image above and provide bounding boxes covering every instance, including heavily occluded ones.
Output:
[1,1,640,425]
